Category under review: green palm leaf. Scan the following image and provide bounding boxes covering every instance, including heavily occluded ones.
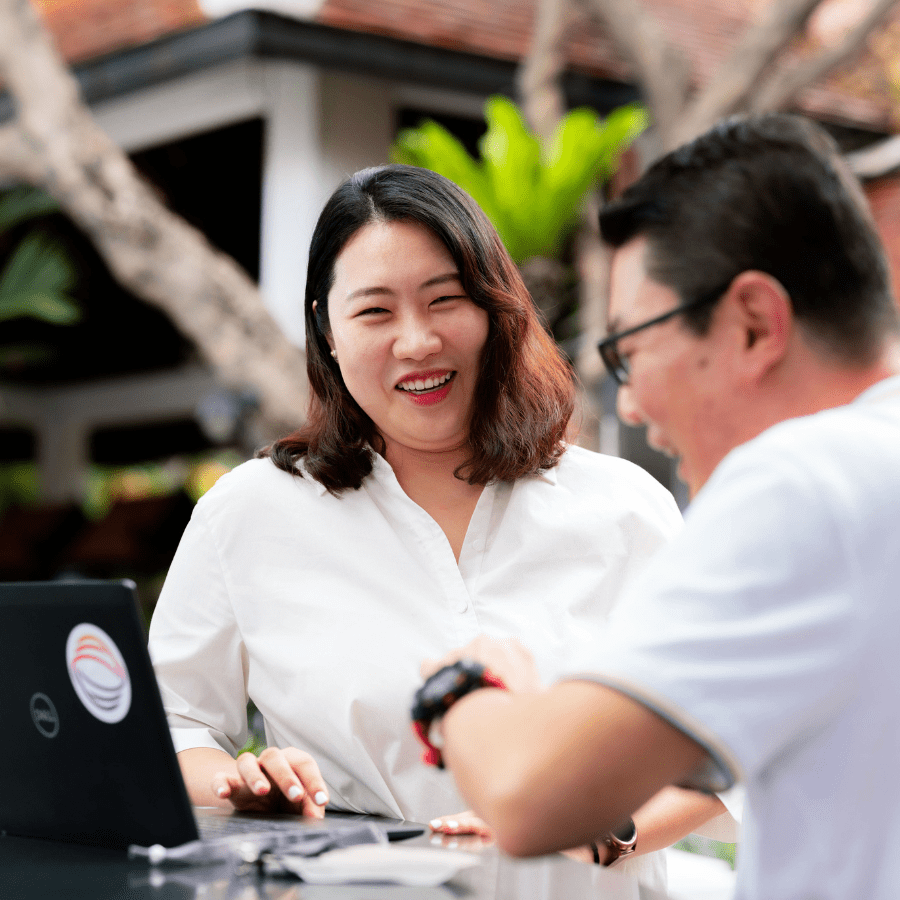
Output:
[390,97,648,264]
[0,186,62,232]
[0,232,81,325]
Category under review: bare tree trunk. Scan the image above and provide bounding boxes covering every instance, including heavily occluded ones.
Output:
[671,0,825,147]
[518,0,606,451]
[574,0,691,146]
[0,0,308,438]
[749,0,898,114]
[577,0,897,155]
[518,0,572,143]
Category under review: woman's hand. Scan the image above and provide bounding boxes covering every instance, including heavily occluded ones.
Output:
[429,811,600,862]
[420,636,543,695]
[210,746,330,818]
[429,809,493,838]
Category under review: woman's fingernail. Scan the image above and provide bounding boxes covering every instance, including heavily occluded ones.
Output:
[216,785,228,797]
[287,785,303,801]
[254,781,269,794]
[314,791,328,806]
[429,819,442,830]
[446,820,459,830]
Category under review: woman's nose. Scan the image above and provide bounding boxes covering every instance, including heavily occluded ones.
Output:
[616,383,645,426]
[394,315,442,360]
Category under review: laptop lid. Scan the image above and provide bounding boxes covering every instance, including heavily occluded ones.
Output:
[0,580,427,852]
[0,579,199,849]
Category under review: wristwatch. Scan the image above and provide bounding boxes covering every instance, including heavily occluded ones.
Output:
[599,817,637,866]
[411,659,506,768]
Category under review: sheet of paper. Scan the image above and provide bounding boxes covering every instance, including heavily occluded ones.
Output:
[277,844,480,886]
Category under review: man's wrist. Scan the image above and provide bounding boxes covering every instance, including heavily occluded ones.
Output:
[411,660,507,768]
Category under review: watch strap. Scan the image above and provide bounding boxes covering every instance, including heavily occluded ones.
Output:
[411,660,507,768]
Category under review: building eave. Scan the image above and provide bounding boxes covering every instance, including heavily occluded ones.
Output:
[0,9,638,125]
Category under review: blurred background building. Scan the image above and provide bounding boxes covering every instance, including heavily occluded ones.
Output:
[3,0,900,585]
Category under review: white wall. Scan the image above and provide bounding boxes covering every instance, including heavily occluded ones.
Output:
[198,0,325,18]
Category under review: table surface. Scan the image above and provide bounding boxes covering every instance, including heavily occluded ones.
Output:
[0,828,672,900]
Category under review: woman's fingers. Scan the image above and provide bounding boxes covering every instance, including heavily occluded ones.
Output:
[252,747,330,817]
[281,747,330,818]
[212,759,272,812]
[209,747,330,815]
[237,750,274,797]
[428,810,493,837]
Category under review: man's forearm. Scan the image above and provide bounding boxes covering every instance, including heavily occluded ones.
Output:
[441,680,708,857]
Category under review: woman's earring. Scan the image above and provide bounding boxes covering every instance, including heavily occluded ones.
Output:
[330,349,338,361]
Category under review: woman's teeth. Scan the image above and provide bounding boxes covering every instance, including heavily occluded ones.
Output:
[397,372,454,393]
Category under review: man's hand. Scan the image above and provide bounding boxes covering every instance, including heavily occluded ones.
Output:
[420,636,543,695]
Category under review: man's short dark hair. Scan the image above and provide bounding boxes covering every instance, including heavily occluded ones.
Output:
[599,113,899,364]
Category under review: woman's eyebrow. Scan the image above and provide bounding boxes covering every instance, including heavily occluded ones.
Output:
[344,272,462,303]
[420,272,463,290]
[345,285,392,302]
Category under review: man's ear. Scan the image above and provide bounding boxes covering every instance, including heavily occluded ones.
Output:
[312,301,335,351]
[726,271,792,382]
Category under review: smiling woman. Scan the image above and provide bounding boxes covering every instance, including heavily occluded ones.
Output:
[274,164,575,493]
[147,165,728,892]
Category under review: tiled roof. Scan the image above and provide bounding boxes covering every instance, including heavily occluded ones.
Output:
[34,0,206,65]
[319,0,900,132]
[31,0,900,133]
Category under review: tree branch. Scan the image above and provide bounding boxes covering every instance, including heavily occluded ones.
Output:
[0,121,40,184]
[574,0,691,144]
[750,0,898,113]
[0,0,308,435]
[846,132,900,179]
[672,0,826,147]
[517,0,573,143]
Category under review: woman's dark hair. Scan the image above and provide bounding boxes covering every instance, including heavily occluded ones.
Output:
[599,113,898,364]
[259,164,576,492]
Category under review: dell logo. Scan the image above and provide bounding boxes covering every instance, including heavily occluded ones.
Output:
[30,692,60,739]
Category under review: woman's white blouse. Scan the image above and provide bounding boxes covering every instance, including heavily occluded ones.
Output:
[148,445,682,823]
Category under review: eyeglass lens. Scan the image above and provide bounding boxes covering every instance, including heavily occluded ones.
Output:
[603,343,627,385]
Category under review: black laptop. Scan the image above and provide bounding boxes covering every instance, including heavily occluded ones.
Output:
[0,580,424,850]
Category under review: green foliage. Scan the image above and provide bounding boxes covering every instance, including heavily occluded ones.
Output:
[0,187,81,326]
[0,462,39,514]
[392,96,648,263]
[675,835,737,870]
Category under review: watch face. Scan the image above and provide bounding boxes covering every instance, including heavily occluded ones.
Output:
[611,818,637,845]
[430,665,466,699]
[412,660,486,720]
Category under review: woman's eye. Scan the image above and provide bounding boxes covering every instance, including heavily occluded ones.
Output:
[358,306,388,316]
[432,295,466,306]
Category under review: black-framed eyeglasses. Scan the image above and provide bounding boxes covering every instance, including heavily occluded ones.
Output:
[597,285,728,386]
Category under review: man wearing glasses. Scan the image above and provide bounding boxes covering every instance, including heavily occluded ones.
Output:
[413,113,900,900]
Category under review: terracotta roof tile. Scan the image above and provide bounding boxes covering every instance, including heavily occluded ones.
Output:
[34,0,207,65]
[30,0,900,133]
[318,0,900,132]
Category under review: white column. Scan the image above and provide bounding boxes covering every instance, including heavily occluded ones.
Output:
[259,62,331,347]
[36,415,89,504]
